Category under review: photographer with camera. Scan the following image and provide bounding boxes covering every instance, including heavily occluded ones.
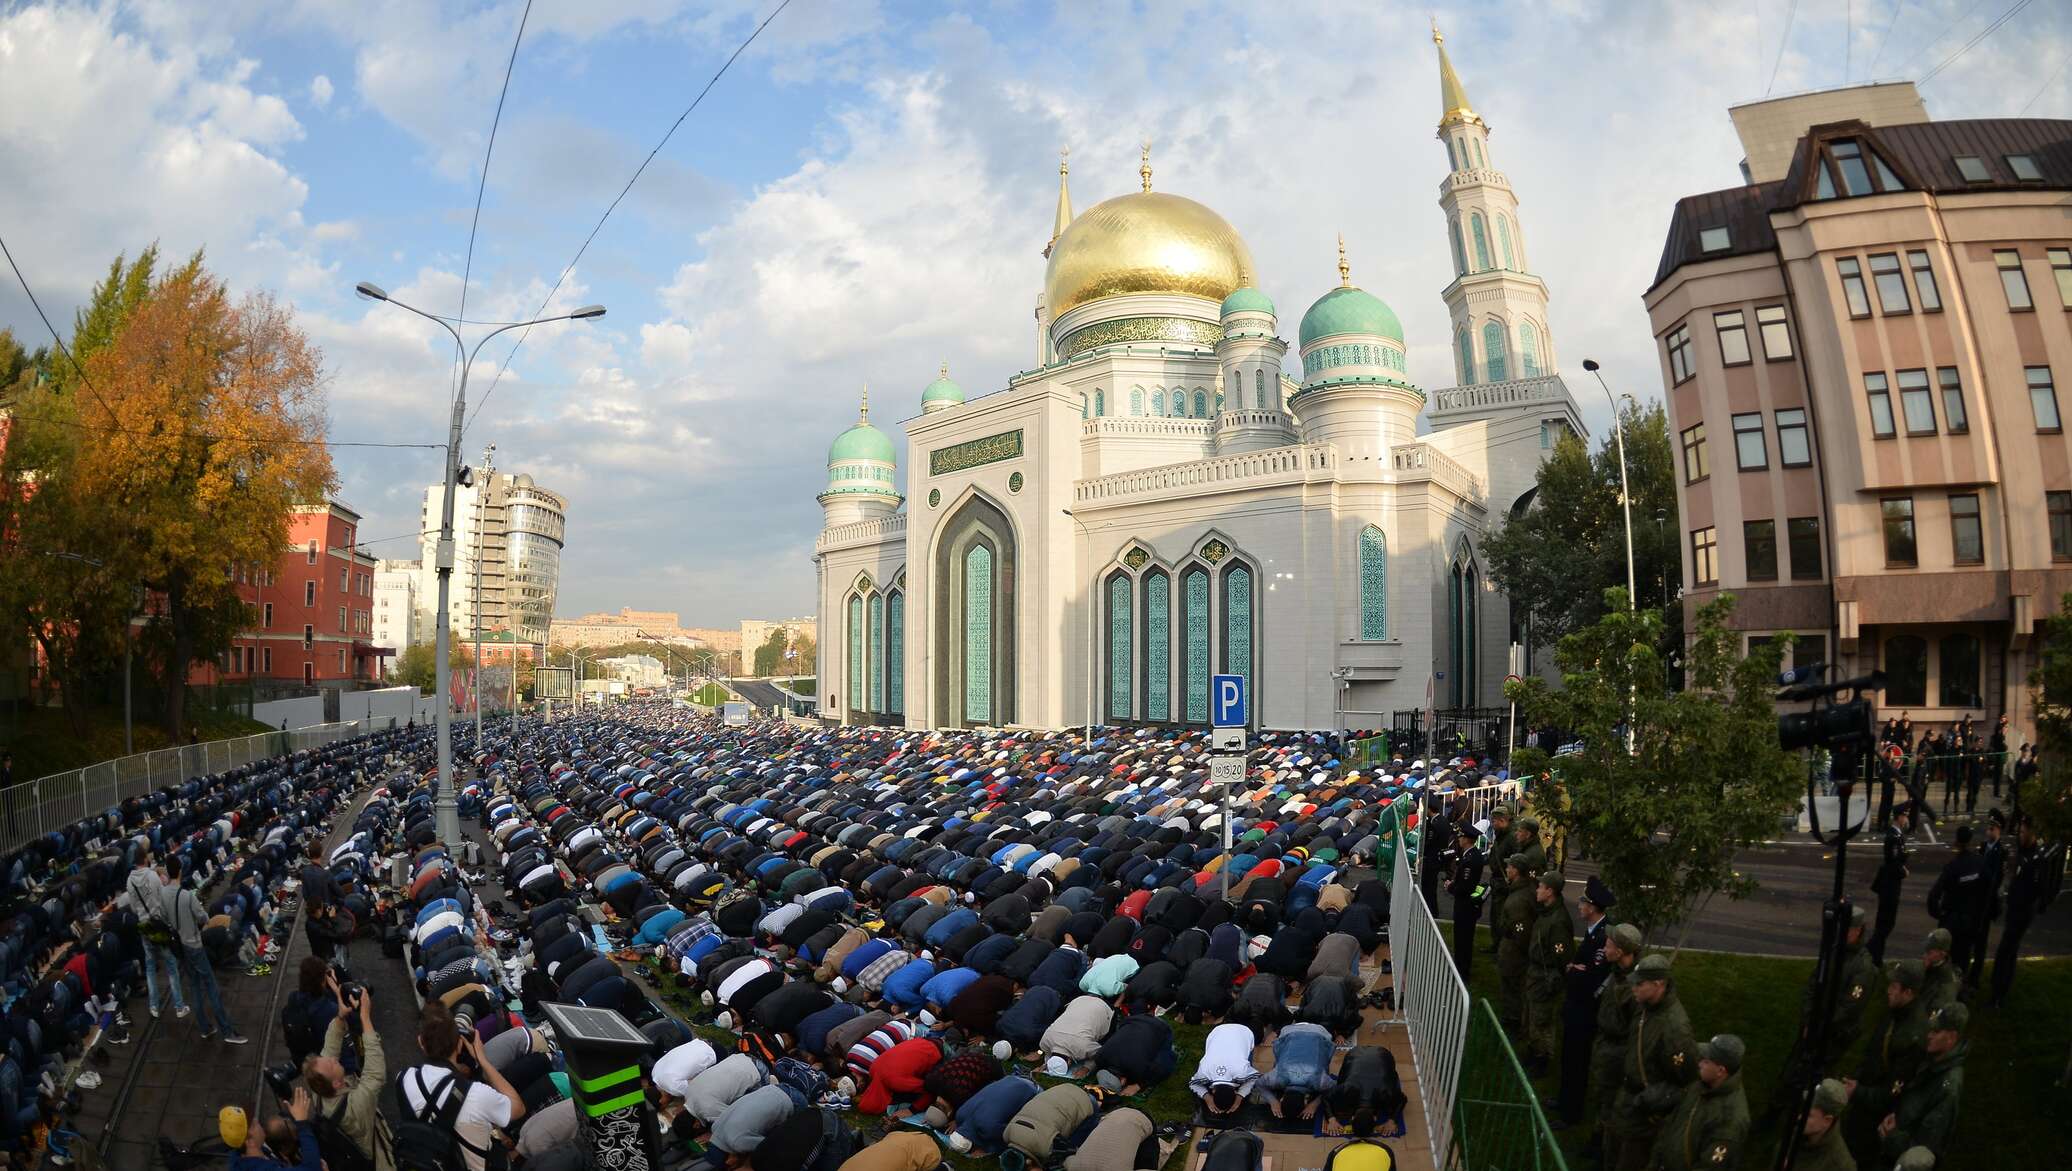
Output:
[228,1087,322,1171]
[303,974,387,1171]
[397,1002,524,1171]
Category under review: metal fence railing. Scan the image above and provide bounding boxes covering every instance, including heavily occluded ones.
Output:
[1450,999,1568,1171]
[0,718,399,854]
[1388,826,1471,1161]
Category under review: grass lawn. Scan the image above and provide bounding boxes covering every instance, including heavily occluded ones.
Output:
[0,703,270,780]
[1445,922,2072,1167]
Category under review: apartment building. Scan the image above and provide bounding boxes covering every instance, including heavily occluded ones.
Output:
[1649,83,2072,734]
[193,500,384,688]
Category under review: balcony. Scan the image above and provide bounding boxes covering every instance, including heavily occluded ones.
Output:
[1428,375,1570,418]
[1074,444,1336,507]
[1390,442,1485,501]
[816,512,907,553]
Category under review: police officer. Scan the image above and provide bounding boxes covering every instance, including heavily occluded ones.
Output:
[1589,924,1644,1162]
[1650,1034,1750,1171]
[1608,954,1698,1171]
[1496,856,1537,1036]
[1551,875,1613,1130]
[1988,815,2045,1008]
[1525,871,1573,1079]
[1420,793,1453,913]
[1925,827,1988,987]
[1868,809,1911,966]
[1445,825,1486,980]
[1766,905,1877,1129]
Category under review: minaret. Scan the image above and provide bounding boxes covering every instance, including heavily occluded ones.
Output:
[1434,22,1555,388]
[819,384,901,527]
[1036,148,1074,365]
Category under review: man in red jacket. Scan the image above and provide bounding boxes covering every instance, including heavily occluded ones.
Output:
[857,1035,943,1116]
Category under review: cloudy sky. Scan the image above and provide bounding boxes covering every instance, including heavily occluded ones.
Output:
[2,0,2067,625]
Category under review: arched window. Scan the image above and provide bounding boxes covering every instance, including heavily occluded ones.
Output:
[1464,563,1480,702]
[1254,369,1266,409]
[1358,526,1387,640]
[1483,321,1508,382]
[1472,138,1484,168]
[1498,215,1515,269]
[1094,388,1105,417]
[1193,390,1208,418]
[1445,138,1456,171]
[1130,387,1143,416]
[1458,328,1476,386]
[1470,213,1492,271]
[1884,635,1927,707]
[1143,569,1171,722]
[1106,571,1134,721]
[869,593,885,714]
[1518,323,1542,377]
[1181,567,1211,723]
[1449,220,1467,276]
[1446,562,1462,708]
[1152,389,1166,417]
[846,595,863,720]
[1938,633,1981,708]
[886,590,904,715]
[963,543,995,723]
[1220,562,1255,706]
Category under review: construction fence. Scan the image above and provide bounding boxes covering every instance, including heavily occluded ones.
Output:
[0,718,398,854]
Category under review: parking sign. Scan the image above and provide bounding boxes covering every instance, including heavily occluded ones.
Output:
[1211,674,1248,728]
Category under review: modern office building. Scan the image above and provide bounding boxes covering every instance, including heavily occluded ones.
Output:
[371,558,420,665]
[416,471,568,647]
[1648,82,2072,734]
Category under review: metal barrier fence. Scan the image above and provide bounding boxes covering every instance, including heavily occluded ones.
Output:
[1388,826,1471,1161]
[0,719,397,853]
[1450,999,1569,1171]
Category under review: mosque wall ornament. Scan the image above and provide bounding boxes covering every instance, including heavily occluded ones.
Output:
[928,488,941,508]
[1200,538,1230,563]
[1008,472,1024,494]
[1123,546,1150,570]
[1056,316,1223,361]
[929,429,1024,477]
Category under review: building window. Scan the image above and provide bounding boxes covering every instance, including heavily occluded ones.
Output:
[1715,310,1751,365]
[1093,389,1105,417]
[1498,215,1516,269]
[1130,387,1143,415]
[1482,321,1508,382]
[1458,329,1476,386]
[306,541,317,565]
[338,568,347,591]
[1744,519,1778,581]
[1699,226,1731,252]
[1666,323,1694,384]
[1518,323,1542,377]
[1865,373,1896,438]
[1219,563,1255,698]
[1869,253,1910,314]
[1776,408,1811,466]
[1796,634,1828,672]
[262,602,273,629]
[1997,250,2033,310]
[1470,212,1491,271]
[1828,138,1904,195]
[336,649,346,674]
[1143,570,1170,722]
[337,605,347,632]
[262,647,272,673]
[1680,422,1709,482]
[1194,390,1207,418]
[1907,250,1941,311]
[1254,369,1266,409]
[2008,154,2043,182]
[1756,305,1793,359]
[1358,526,1388,640]
[1940,634,1983,708]
[304,580,316,606]
[302,623,314,649]
[1884,635,1928,706]
[1898,369,1937,435]
[887,591,904,715]
[1106,572,1133,721]
[1788,516,1822,580]
[847,595,863,713]
[1450,220,1468,276]
[303,663,314,686]
[1730,412,1767,470]
[2029,366,2061,431]
[1954,155,1990,183]
[1949,493,1984,565]
[1937,368,1969,434]
[1882,498,1917,567]
[1181,568,1210,723]
[1837,258,1872,318]
[1690,527,1719,587]
[2051,248,2072,308]
[2050,491,2072,561]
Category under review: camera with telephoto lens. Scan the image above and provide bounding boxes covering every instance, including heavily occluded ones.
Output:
[263,1062,300,1103]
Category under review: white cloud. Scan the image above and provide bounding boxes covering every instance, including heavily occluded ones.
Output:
[309,73,333,108]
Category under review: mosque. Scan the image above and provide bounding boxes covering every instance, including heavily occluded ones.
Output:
[813,31,1584,733]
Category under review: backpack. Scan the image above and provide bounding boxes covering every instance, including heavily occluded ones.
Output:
[281,994,326,1061]
[391,1068,488,1171]
[310,1095,378,1171]
[772,1056,829,1103]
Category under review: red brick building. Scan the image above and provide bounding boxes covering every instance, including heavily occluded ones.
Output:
[191,501,385,688]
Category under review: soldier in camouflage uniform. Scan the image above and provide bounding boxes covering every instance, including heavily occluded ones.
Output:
[1916,929,1959,1016]
[1511,815,1549,880]
[1608,954,1699,1171]
[1650,1034,1751,1171]
[1877,1004,1967,1166]
[1525,870,1574,1078]
[1496,856,1538,1035]
[1590,924,1645,1162]
[1845,960,1928,1161]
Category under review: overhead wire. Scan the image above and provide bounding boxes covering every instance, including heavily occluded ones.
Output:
[1919,0,2034,83]
[1766,0,1801,94]
[1866,0,1909,74]
[2020,51,2072,112]
[452,0,534,408]
[462,0,797,439]
[1891,0,1987,75]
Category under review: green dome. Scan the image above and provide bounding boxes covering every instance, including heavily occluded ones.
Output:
[1220,287,1274,317]
[921,370,965,407]
[1299,286,1404,348]
[828,422,895,464]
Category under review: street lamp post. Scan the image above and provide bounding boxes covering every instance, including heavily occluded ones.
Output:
[355,281,603,844]
[1582,360,1638,611]
[1061,509,1094,744]
[471,444,494,757]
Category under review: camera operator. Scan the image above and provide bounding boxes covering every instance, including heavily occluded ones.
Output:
[400,1002,525,1171]
[229,1087,321,1171]
[305,976,388,1171]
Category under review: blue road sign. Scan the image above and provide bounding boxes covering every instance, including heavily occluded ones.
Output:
[1212,673,1248,728]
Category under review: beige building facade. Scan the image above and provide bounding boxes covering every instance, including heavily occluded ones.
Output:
[1649,84,2072,736]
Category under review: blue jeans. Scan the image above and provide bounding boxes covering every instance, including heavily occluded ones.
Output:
[143,941,185,1014]
[181,944,235,1037]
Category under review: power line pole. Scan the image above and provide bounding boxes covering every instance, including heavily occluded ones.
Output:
[471,445,495,756]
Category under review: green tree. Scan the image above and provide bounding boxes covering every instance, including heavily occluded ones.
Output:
[394,641,474,694]
[1506,590,1800,942]
[752,627,813,676]
[1484,400,1680,672]
[2027,592,2072,843]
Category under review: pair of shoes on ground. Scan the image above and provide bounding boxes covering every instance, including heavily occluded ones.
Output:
[196,1028,249,1045]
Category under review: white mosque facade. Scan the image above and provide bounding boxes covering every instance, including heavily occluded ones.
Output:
[813,33,1585,733]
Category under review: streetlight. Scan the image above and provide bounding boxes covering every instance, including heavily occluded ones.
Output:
[1061,508,1095,744]
[355,280,603,843]
[1581,359,1638,611]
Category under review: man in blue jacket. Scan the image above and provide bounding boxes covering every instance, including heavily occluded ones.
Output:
[228,1087,320,1171]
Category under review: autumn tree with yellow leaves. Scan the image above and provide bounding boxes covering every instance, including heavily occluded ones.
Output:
[0,249,333,735]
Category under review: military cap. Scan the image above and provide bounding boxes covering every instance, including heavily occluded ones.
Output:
[1924,927,1951,953]
[1582,874,1616,910]
[1698,1034,1745,1074]
[1811,1078,1848,1117]
[1929,1003,1969,1034]
[1633,953,1672,981]
[1491,804,1514,822]
[1889,959,1925,990]
[1609,923,1644,955]
[1895,1147,1936,1171]
[1518,816,1541,833]
[1536,871,1563,892]
[1503,855,1527,875]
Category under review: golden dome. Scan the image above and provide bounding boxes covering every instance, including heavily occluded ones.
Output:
[1043,191,1258,319]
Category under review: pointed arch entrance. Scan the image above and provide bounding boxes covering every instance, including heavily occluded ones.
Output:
[933,493,1018,727]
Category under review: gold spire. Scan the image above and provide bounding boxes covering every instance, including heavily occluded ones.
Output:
[938,360,949,379]
[1139,140,1153,193]
[858,383,869,424]
[1434,19,1480,128]
[1337,233,1351,286]
[1044,147,1073,257]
